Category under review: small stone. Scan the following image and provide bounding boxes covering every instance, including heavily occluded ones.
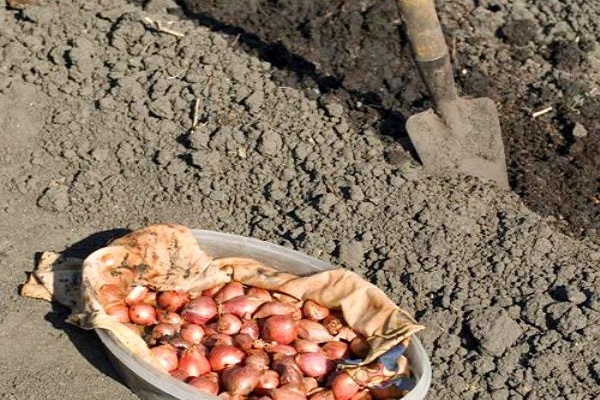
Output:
[155,150,173,166]
[572,122,588,138]
[257,130,282,156]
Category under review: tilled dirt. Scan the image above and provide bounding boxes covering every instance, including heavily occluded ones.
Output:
[0,0,598,399]
[180,0,600,241]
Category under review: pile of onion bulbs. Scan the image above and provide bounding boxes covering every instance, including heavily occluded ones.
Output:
[103,281,411,399]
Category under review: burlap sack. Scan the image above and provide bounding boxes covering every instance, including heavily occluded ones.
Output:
[21,224,424,380]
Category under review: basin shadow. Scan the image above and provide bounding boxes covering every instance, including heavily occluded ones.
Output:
[41,229,131,388]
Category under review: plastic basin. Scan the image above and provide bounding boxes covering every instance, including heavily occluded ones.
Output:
[96,229,432,399]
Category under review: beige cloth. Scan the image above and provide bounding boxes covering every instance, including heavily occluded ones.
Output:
[21,224,424,375]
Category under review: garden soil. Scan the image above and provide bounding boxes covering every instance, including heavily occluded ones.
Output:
[180,0,600,241]
[0,0,598,399]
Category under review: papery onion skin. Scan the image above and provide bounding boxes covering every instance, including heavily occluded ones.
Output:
[297,320,335,343]
[302,300,330,321]
[254,301,297,319]
[214,282,246,304]
[218,313,243,335]
[125,285,149,305]
[331,372,361,400]
[151,344,179,372]
[222,365,261,395]
[129,303,157,326]
[143,291,157,306]
[157,290,189,312]
[181,296,218,325]
[188,375,219,395]
[262,315,298,345]
[335,326,357,342]
[208,345,245,371]
[178,347,211,377]
[106,304,130,323]
[295,352,334,378]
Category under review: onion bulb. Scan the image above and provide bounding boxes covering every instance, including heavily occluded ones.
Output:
[245,350,270,370]
[322,314,343,335]
[201,285,223,298]
[125,285,149,305]
[218,313,242,335]
[322,341,350,360]
[240,319,260,340]
[254,301,297,319]
[151,344,178,372]
[222,365,261,395]
[157,290,189,312]
[297,320,334,343]
[350,336,370,359]
[180,324,205,344]
[254,369,280,394]
[309,390,335,400]
[181,296,217,324]
[331,372,361,400]
[271,386,307,400]
[233,333,254,351]
[129,304,157,326]
[106,304,130,323]
[151,323,179,340]
[178,347,211,377]
[221,296,266,319]
[295,352,334,378]
[208,345,245,371]
[214,282,245,304]
[262,315,298,345]
[246,287,272,302]
[302,300,330,321]
[267,344,297,356]
[204,333,233,347]
[188,374,219,395]
[293,339,321,354]
[156,309,183,325]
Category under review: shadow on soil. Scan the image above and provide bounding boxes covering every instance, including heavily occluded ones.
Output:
[42,229,131,387]
[137,0,420,159]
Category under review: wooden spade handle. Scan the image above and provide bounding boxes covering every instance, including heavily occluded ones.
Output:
[398,0,459,112]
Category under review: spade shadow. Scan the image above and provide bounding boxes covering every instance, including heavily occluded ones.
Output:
[41,228,131,388]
